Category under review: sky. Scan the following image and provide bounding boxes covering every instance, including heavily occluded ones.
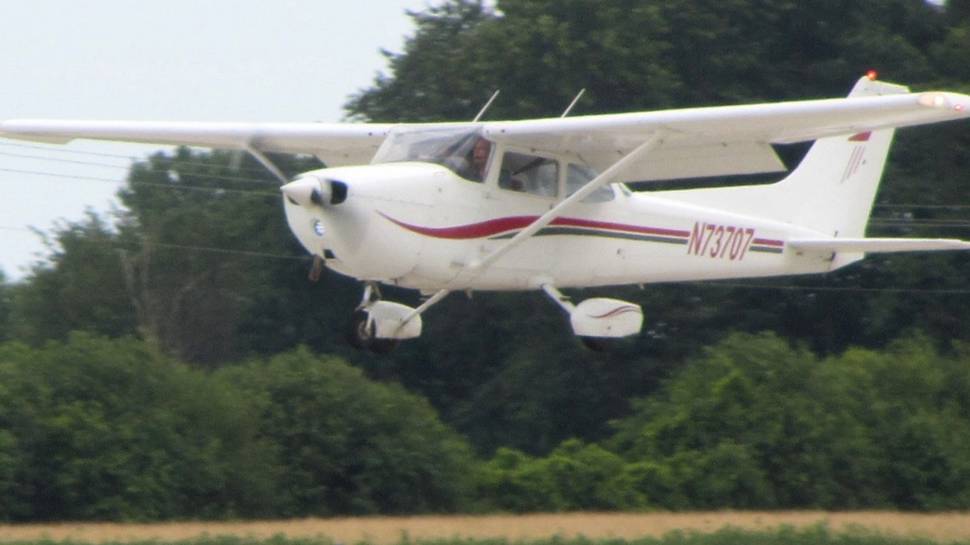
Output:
[0,0,433,281]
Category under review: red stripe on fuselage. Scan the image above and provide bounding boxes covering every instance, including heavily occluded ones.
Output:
[379,212,691,241]
[380,213,532,239]
[752,237,784,247]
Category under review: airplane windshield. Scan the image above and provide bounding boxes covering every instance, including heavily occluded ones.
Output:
[372,127,491,182]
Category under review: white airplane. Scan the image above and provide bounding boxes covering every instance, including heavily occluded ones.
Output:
[3,73,970,351]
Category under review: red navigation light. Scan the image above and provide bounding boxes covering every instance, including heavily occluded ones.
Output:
[866,70,878,81]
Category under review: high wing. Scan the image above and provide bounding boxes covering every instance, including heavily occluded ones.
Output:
[0,120,395,167]
[2,77,968,177]
[481,78,970,181]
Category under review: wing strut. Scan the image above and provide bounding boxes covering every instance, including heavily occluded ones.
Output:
[400,288,451,330]
[244,143,288,184]
[467,132,666,272]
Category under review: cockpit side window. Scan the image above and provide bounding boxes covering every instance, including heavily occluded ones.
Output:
[498,152,559,197]
[566,163,614,203]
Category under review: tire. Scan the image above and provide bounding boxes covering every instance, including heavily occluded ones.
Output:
[579,336,610,352]
[369,338,400,354]
[346,310,374,350]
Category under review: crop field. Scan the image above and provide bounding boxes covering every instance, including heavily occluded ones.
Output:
[3,512,970,545]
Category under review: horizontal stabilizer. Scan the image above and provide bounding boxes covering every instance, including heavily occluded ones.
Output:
[790,238,970,254]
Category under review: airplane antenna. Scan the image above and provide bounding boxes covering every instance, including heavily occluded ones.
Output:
[561,88,586,117]
[473,90,501,122]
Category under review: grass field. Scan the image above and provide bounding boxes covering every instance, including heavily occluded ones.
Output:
[3,512,970,544]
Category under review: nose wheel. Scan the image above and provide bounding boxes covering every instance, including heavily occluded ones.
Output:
[346,283,401,354]
[346,309,373,350]
[346,309,400,353]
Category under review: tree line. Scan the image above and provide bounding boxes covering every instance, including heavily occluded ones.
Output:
[2,0,970,520]
[1,331,969,521]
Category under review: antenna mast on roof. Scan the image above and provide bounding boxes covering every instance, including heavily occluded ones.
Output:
[561,88,586,117]
[473,90,501,122]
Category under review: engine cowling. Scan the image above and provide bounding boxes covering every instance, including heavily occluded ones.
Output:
[280,175,347,207]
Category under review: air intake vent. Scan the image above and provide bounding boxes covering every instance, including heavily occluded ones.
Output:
[329,180,348,204]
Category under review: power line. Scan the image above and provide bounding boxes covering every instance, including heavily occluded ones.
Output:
[0,140,272,175]
[0,140,151,160]
[0,150,279,185]
[136,240,310,261]
[0,224,308,262]
[0,150,132,169]
[0,167,279,196]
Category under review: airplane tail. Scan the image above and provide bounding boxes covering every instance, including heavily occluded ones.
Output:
[660,77,911,268]
[770,77,908,240]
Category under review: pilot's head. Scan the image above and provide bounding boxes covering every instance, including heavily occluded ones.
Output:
[472,138,491,166]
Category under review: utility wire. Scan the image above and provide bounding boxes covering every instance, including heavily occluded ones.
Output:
[0,150,132,169]
[0,140,271,175]
[0,167,279,196]
[0,224,308,262]
[0,151,278,185]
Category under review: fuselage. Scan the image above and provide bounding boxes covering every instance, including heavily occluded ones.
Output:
[282,159,837,293]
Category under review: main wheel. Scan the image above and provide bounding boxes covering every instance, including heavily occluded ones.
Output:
[369,338,400,354]
[579,336,610,352]
[346,310,374,350]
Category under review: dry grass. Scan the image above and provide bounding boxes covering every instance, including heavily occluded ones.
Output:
[2,512,970,544]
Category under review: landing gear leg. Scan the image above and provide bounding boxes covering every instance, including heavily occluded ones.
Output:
[541,284,641,351]
[541,284,603,351]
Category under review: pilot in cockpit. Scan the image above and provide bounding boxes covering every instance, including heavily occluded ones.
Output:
[454,137,492,182]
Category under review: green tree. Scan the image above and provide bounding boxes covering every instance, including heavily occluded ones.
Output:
[9,213,137,345]
[347,0,680,121]
[113,149,323,365]
[478,439,646,512]
[8,147,367,366]
[0,271,11,342]
[217,348,477,515]
[0,333,280,521]
[0,362,22,519]
[610,332,970,510]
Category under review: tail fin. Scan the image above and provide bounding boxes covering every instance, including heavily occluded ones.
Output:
[772,77,909,239]
[659,77,910,268]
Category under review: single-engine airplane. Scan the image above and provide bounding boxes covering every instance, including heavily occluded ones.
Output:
[3,73,970,351]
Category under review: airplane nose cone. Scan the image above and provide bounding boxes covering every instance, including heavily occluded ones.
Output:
[280,177,321,207]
